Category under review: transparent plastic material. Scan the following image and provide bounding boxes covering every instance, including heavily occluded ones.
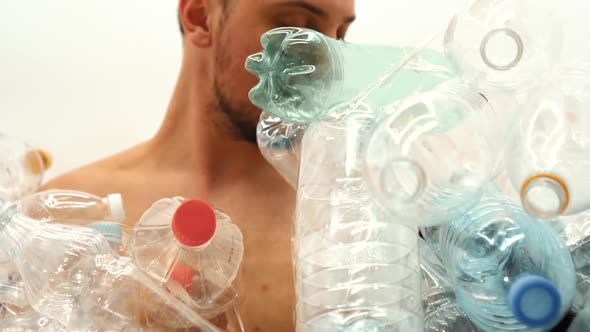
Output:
[419,238,479,332]
[246,27,454,124]
[0,311,65,331]
[552,210,590,250]
[507,62,590,219]
[0,201,218,331]
[364,79,502,226]
[130,197,244,320]
[440,197,575,331]
[0,135,50,202]
[17,189,128,253]
[0,190,127,308]
[568,308,590,332]
[257,111,305,188]
[17,189,126,224]
[294,106,422,331]
[571,235,590,313]
[444,0,563,91]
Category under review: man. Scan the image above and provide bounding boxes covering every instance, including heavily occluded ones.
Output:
[42,0,356,330]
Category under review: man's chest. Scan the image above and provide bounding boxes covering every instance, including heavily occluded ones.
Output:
[120,184,297,331]
[218,197,296,332]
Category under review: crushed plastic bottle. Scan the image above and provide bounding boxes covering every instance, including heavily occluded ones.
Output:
[0,190,127,307]
[257,111,305,188]
[444,0,563,92]
[130,198,244,320]
[568,220,590,313]
[364,79,502,226]
[246,27,454,124]
[0,200,218,331]
[507,62,590,219]
[0,135,51,202]
[440,197,576,331]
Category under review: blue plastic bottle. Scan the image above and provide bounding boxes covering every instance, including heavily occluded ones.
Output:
[440,197,576,331]
[419,238,480,331]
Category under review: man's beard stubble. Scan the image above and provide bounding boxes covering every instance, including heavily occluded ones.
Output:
[213,77,259,144]
[212,41,260,144]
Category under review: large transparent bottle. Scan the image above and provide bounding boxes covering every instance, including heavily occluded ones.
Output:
[0,190,127,307]
[364,79,502,226]
[0,200,218,331]
[444,0,563,92]
[0,135,51,202]
[440,197,576,331]
[293,103,422,331]
[257,111,305,188]
[130,197,244,321]
[246,27,454,124]
[507,62,590,219]
[419,238,480,332]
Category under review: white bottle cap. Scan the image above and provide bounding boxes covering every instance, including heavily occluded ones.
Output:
[106,193,126,223]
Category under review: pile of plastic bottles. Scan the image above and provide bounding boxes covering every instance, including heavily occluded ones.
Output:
[249,0,590,331]
[0,136,245,331]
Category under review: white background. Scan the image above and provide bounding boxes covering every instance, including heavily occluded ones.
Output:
[1,0,588,179]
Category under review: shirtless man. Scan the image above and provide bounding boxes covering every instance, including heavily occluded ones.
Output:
[41,0,356,330]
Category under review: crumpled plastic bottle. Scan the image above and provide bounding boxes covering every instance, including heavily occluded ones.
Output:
[0,200,218,331]
[246,27,454,124]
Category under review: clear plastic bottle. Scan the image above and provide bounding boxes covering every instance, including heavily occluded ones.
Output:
[0,190,127,307]
[294,105,422,331]
[444,0,563,92]
[0,200,218,331]
[419,238,480,332]
[507,62,590,219]
[246,27,454,124]
[0,135,51,202]
[364,79,502,226]
[440,197,576,331]
[257,111,305,188]
[18,189,127,254]
[17,189,126,224]
[130,198,244,320]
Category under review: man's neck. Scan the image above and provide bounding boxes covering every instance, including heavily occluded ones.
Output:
[145,65,270,193]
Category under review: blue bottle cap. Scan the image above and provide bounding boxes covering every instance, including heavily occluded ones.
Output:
[508,273,561,328]
[88,221,123,245]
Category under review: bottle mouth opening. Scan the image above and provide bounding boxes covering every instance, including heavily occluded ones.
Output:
[480,28,524,71]
[379,159,426,203]
[520,173,569,219]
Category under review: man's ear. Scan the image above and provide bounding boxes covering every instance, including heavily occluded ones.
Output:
[179,0,212,48]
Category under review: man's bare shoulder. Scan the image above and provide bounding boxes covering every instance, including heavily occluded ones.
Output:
[39,143,196,225]
[40,156,126,196]
[40,142,153,193]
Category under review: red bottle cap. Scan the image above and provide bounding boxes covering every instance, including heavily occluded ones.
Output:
[169,263,194,293]
[172,199,217,247]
